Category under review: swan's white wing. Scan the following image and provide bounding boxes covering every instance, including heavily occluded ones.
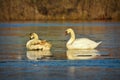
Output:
[26,40,43,50]
[73,38,96,44]
[26,39,51,50]
[71,38,97,49]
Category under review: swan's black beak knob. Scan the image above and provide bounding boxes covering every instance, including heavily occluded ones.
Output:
[65,31,68,36]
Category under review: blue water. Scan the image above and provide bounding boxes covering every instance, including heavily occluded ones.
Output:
[0,21,120,80]
[1,59,120,68]
[0,22,120,27]
[0,59,120,80]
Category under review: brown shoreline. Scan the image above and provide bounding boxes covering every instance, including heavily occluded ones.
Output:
[0,0,120,22]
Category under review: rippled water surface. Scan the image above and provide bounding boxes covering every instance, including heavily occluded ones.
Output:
[0,21,120,80]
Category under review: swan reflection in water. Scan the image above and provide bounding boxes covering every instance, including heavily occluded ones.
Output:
[26,50,53,61]
[67,50,100,60]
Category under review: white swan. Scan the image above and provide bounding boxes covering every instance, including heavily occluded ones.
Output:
[26,33,52,50]
[65,28,102,49]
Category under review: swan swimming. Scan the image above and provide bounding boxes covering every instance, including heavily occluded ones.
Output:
[26,33,52,50]
[65,28,102,50]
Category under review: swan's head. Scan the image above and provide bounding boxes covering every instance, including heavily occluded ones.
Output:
[65,28,74,35]
[29,33,39,40]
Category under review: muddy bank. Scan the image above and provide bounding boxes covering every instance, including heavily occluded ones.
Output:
[0,0,120,22]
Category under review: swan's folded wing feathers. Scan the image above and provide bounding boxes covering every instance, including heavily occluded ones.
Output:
[73,38,94,44]
[30,40,41,45]
[71,38,97,49]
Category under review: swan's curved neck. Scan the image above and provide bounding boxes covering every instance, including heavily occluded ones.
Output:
[67,30,75,45]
